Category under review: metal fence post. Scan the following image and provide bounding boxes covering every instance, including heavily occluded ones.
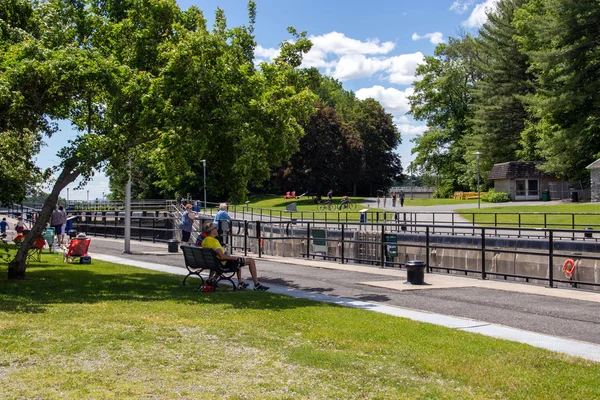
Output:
[257,221,262,258]
[548,231,554,288]
[380,224,386,268]
[244,220,248,257]
[340,224,345,264]
[425,226,430,273]
[306,222,311,259]
[481,227,486,280]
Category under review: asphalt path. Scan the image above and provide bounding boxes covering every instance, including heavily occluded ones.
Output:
[90,237,600,346]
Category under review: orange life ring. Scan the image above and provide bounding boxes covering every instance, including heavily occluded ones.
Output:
[563,258,576,278]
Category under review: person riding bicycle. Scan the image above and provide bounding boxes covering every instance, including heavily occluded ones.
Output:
[339,195,350,210]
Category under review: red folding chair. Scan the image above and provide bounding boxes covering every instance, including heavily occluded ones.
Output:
[26,236,46,263]
[63,238,91,263]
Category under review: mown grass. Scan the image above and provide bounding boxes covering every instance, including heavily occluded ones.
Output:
[1,251,599,399]
[459,203,600,229]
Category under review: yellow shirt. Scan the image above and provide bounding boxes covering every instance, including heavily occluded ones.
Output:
[202,236,226,265]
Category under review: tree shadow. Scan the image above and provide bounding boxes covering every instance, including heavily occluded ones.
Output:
[261,276,336,294]
[0,265,323,314]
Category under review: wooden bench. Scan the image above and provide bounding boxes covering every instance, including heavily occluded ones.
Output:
[181,245,238,291]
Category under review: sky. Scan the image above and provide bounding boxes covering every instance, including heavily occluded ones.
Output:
[37,0,499,201]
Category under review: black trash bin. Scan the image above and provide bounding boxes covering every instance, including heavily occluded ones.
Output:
[405,260,426,285]
[584,228,593,238]
[68,229,77,240]
[571,191,579,202]
[168,239,180,253]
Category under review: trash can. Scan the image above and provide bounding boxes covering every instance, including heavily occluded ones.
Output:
[541,190,550,202]
[584,228,593,238]
[359,209,369,224]
[571,191,579,202]
[167,239,180,253]
[405,260,426,285]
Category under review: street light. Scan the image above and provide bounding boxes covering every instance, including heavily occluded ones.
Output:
[474,151,482,209]
[200,159,206,212]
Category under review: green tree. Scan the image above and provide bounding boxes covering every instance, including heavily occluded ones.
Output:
[408,36,479,196]
[468,0,533,183]
[514,0,600,180]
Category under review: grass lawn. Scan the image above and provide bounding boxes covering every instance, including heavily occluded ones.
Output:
[231,196,479,222]
[1,251,599,399]
[459,203,600,229]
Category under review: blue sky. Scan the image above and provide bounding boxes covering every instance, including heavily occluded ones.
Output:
[38,0,499,201]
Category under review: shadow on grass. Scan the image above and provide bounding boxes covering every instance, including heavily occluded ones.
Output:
[0,264,328,314]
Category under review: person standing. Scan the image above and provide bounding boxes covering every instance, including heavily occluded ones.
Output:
[327,189,333,205]
[383,193,387,207]
[376,195,380,208]
[59,205,67,245]
[179,204,196,244]
[0,218,8,235]
[175,193,183,208]
[186,192,192,205]
[51,206,66,245]
[392,192,397,207]
[400,190,405,207]
[15,215,27,234]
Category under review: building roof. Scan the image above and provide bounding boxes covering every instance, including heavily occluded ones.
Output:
[586,158,600,170]
[488,162,554,180]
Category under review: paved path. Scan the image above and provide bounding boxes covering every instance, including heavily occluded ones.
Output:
[88,237,600,363]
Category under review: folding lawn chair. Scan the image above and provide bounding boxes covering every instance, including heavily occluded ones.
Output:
[26,236,47,263]
[43,227,56,252]
[63,238,91,263]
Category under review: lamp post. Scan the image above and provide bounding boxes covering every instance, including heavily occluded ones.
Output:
[474,152,482,209]
[200,159,206,212]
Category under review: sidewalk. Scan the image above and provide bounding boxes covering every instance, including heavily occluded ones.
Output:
[87,237,600,363]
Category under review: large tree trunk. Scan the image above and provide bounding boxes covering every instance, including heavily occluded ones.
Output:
[8,167,79,280]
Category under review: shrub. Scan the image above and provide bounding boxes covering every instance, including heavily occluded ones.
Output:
[481,189,510,203]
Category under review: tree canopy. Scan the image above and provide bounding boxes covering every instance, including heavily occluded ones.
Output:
[1,0,317,279]
[407,0,600,194]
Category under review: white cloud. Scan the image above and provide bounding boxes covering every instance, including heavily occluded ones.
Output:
[386,53,425,85]
[411,32,444,45]
[255,45,279,59]
[396,123,427,136]
[450,0,475,14]
[255,33,423,85]
[331,55,388,81]
[355,86,414,115]
[310,31,395,56]
[463,0,499,27]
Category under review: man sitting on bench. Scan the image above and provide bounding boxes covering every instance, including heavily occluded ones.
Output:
[201,222,269,291]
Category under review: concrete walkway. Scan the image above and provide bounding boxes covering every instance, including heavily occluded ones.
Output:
[88,237,600,363]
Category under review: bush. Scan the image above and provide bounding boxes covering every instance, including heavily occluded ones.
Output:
[481,189,510,203]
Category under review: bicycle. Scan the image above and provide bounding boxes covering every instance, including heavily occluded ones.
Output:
[338,198,357,210]
[317,201,334,211]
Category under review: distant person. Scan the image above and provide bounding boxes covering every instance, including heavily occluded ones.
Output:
[0,218,8,235]
[15,216,27,234]
[202,222,269,291]
[175,193,183,208]
[186,192,192,204]
[376,195,380,208]
[327,189,333,205]
[339,195,350,210]
[59,205,67,245]
[392,192,397,207]
[214,203,232,242]
[51,205,66,245]
[383,194,387,207]
[400,190,405,207]
[179,204,196,244]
